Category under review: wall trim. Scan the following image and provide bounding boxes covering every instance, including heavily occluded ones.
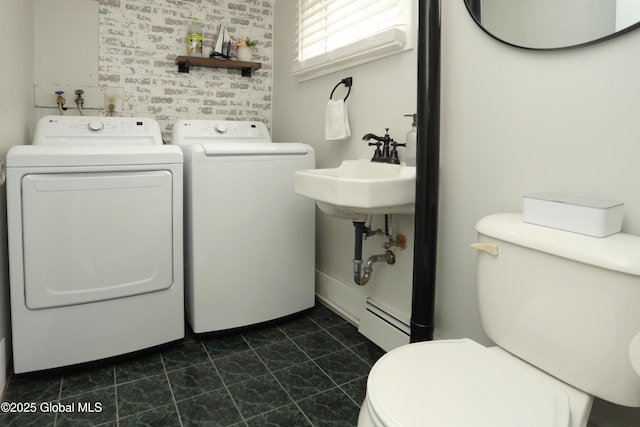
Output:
[315,269,365,326]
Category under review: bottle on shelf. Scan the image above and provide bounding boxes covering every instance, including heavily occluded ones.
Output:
[187,19,204,57]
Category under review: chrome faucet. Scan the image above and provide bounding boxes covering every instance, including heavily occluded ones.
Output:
[363,128,405,164]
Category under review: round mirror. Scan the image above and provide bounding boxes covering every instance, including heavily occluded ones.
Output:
[465,0,640,49]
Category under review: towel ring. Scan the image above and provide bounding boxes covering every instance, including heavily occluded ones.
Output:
[330,77,353,102]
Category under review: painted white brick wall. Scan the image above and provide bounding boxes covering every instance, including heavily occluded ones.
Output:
[98,0,272,142]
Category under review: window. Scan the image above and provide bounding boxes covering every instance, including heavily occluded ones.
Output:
[294,0,414,81]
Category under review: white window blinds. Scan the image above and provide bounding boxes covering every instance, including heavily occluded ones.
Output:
[294,0,412,80]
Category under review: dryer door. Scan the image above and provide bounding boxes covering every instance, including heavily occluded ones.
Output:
[21,170,174,309]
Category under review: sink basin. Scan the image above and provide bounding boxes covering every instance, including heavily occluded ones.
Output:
[294,159,416,220]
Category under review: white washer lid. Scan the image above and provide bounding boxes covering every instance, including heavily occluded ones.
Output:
[366,339,571,427]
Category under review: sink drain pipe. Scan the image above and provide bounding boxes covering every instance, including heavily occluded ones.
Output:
[352,221,397,286]
[353,222,367,285]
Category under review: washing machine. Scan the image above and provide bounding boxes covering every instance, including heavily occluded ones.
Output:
[6,116,184,373]
[172,120,315,333]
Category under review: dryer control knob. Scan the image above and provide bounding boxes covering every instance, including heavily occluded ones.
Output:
[87,120,104,133]
[214,123,227,134]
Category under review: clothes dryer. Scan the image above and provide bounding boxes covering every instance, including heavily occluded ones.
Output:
[6,116,184,373]
[172,120,315,333]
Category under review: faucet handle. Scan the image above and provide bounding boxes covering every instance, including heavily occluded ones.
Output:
[389,141,406,164]
[368,141,383,162]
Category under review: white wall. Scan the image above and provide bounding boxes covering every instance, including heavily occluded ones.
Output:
[0,0,34,391]
[34,0,98,86]
[32,0,99,120]
[0,0,34,157]
[440,1,640,425]
[272,1,418,326]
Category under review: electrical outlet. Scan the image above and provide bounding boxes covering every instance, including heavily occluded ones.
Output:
[103,87,124,115]
[105,94,117,113]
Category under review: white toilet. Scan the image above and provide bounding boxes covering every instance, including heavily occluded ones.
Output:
[359,213,640,427]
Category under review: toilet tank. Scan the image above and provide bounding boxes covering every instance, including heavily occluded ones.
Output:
[474,213,640,407]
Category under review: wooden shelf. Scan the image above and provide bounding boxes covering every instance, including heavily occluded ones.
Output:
[175,56,261,77]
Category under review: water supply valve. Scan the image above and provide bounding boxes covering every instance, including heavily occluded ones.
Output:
[74,89,85,116]
[55,91,68,114]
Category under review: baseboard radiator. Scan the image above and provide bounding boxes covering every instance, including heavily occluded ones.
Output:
[358,299,410,352]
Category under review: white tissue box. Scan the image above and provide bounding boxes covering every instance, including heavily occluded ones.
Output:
[522,193,623,237]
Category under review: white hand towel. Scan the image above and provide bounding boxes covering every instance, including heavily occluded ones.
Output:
[325,99,351,141]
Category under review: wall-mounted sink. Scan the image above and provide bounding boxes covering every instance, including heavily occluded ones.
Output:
[294,159,416,220]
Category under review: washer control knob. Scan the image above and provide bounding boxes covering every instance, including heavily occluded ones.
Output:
[214,123,227,134]
[87,120,104,133]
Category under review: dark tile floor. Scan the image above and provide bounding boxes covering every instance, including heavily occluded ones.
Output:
[0,303,385,426]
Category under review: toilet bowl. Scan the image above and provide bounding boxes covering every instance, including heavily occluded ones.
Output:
[358,213,640,427]
[358,339,590,427]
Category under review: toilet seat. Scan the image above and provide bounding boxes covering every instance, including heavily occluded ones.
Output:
[365,339,574,427]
